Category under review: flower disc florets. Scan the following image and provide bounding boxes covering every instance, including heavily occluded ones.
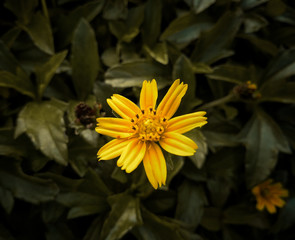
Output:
[131,108,167,142]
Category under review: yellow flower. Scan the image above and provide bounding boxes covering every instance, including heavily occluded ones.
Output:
[96,79,207,189]
[252,179,289,214]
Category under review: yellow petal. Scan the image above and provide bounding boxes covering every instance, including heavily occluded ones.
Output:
[256,200,265,211]
[157,79,187,119]
[167,112,207,134]
[95,127,133,139]
[97,138,131,160]
[140,79,158,110]
[159,132,198,156]
[270,197,286,208]
[149,142,167,186]
[265,201,276,214]
[97,118,132,132]
[117,140,146,173]
[107,94,140,119]
[143,148,159,189]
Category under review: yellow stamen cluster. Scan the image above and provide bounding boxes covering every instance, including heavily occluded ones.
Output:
[131,108,167,142]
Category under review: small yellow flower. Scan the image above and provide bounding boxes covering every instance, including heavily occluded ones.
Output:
[96,79,207,189]
[252,179,289,214]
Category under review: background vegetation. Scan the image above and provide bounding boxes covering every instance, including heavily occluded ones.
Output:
[0,0,294,239]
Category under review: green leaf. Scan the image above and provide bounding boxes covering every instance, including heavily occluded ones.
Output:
[1,27,22,48]
[0,186,14,214]
[261,48,295,84]
[160,12,213,47]
[136,208,192,240]
[238,108,291,187]
[207,64,256,84]
[20,12,54,54]
[57,192,108,219]
[239,34,278,56]
[4,0,38,24]
[173,55,196,101]
[241,0,269,10]
[175,180,207,228]
[56,0,105,48]
[0,158,59,204]
[144,42,169,65]
[200,207,222,231]
[71,19,99,100]
[184,0,216,14]
[243,13,268,34]
[84,216,104,240]
[105,60,170,88]
[260,81,295,103]
[223,204,270,229]
[0,40,21,73]
[186,129,208,169]
[100,193,143,240]
[103,0,128,20]
[142,0,162,46]
[109,5,144,43]
[272,198,295,232]
[15,100,68,165]
[35,51,67,99]
[0,70,35,98]
[191,11,242,64]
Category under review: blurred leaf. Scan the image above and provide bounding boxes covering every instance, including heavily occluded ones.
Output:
[184,0,215,14]
[239,34,278,56]
[84,216,104,240]
[0,223,14,240]
[200,207,222,231]
[272,198,295,232]
[266,0,286,17]
[192,62,213,74]
[1,27,22,49]
[109,5,144,43]
[243,13,268,33]
[45,223,77,240]
[175,180,207,228]
[4,0,38,24]
[260,81,295,103]
[100,193,142,240]
[0,70,35,98]
[142,0,162,46]
[0,158,59,204]
[223,204,270,229]
[105,60,170,88]
[191,11,242,64]
[71,19,99,100]
[0,40,21,73]
[160,13,213,47]
[262,48,295,84]
[0,186,14,214]
[20,12,54,54]
[57,192,108,219]
[35,51,67,99]
[101,48,119,67]
[186,129,208,169]
[173,55,196,101]
[15,100,68,165]
[207,178,230,207]
[103,0,128,20]
[136,208,193,240]
[56,0,105,48]
[207,64,255,84]
[241,0,269,10]
[144,42,169,65]
[238,108,291,187]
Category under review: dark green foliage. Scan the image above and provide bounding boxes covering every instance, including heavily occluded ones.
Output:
[0,0,294,239]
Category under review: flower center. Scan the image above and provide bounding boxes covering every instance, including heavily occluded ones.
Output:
[261,188,271,198]
[131,108,167,142]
